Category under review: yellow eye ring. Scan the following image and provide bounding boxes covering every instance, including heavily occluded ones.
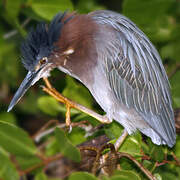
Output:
[40,57,48,65]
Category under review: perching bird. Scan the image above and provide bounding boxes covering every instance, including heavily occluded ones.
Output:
[8,10,176,147]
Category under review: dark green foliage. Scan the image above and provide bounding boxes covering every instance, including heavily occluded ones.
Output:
[0,0,179,179]
[55,127,81,162]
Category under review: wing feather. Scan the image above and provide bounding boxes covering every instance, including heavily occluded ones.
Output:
[90,10,176,146]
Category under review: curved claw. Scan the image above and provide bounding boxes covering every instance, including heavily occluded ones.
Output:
[68,124,72,133]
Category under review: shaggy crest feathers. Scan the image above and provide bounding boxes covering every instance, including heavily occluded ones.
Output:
[21,11,71,71]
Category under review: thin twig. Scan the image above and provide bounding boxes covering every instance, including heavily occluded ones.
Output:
[19,154,63,176]
[32,119,59,140]
[171,152,180,166]
[34,123,66,142]
[79,145,101,174]
[3,18,31,39]
[34,121,89,142]
[98,144,117,175]
[117,152,156,180]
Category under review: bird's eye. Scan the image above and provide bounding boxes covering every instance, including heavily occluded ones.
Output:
[40,57,48,65]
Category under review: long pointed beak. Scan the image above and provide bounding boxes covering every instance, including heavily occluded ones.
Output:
[7,71,39,112]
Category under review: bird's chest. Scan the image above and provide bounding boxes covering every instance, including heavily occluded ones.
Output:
[86,63,117,118]
[58,58,115,119]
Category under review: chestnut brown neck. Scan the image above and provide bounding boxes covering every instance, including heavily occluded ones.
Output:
[57,13,97,52]
[54,12,99,84]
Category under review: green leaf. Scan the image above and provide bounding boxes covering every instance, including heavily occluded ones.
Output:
[31,0,73,20]
[111,170,141,180]
[0,112,17,125]
[73,113,100,126]
[101,176,111,180]
[18,90,39,114]
[38,96,79,116]
[149,145,164,162]
[21,6,45,21]
[55,128,81,162]
[16,155,41,170]
[145,138,166,163]
[170,70,180,108]
[67,127,86,146]
[154,173,162,180]
[68,172,98,180]
[142,160,154,170]
[105,122,142,156]
[35,172,48,180]
[75,0,105,13]
[45,138,59,156]
[160,41,180,62]
[0,121,37,156]
[174,135,180,158]
[37,96,62,116]
[119,132,142,157]
[5,0,22,18]
[122,0,174,42]
[0,40,19,86]
[123,0,173,25]
[0,148,19,180]
[3,0,26,35]
[63,76,94,108]
[159,171,177,180]
[164,24,180,62]
[104,121,124,139]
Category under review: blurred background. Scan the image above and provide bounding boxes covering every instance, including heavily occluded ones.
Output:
[0,0,180,179]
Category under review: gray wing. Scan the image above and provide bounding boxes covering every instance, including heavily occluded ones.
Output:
[91,10,176,147]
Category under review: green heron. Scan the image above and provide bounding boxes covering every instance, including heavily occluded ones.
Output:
[8,10,176,148]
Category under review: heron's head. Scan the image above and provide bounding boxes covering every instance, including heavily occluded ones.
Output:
[8,11,73,112]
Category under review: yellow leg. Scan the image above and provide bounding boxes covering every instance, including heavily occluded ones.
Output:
[65,104,72,132]
[114,129,128,151]
[42,78,112,128]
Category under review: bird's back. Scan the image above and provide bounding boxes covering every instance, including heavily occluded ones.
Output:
[88,10,176,147]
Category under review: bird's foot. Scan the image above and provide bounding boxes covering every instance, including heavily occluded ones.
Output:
[99,143,118,175]
[42,78,73,130]
[102,115,113,124]
[42,77,113,129]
